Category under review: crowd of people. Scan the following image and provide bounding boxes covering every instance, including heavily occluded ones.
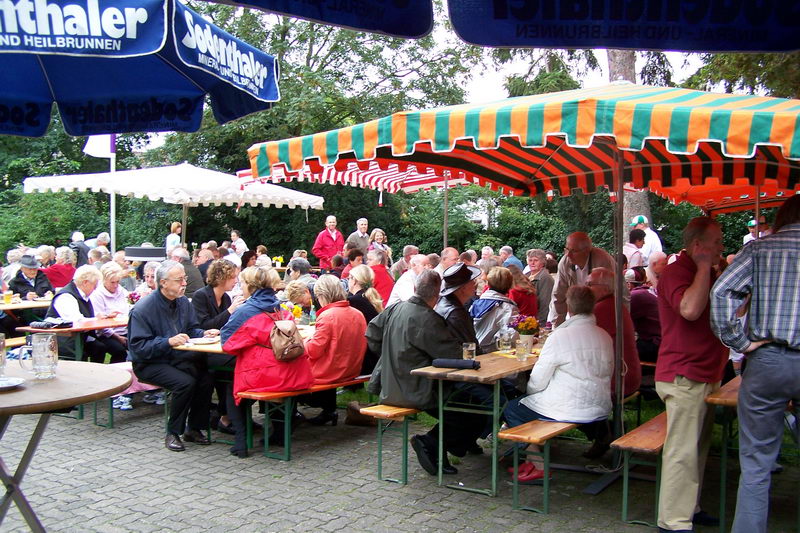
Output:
[1,202,797,533]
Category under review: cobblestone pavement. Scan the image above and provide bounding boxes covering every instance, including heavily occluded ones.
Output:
[1,400,797,532]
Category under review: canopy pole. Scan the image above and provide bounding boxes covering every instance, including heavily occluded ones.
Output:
[755,184,761,240]
[443,172,449,249]
[181,205,188,247]
[612,143,625,446]
[109,153,116,253]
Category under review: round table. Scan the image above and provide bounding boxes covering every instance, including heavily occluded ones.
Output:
[0,360,131,532]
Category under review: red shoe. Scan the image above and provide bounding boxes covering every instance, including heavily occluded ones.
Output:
[517,464,552,485]
[507,461,535,475]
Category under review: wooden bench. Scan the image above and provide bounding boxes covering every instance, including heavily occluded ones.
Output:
[610,411,668,527]
[358,405,421,485]
[237,375,371,461]
[4,336,26,349]
[497,420,578,514]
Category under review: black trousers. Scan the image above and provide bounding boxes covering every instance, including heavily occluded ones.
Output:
[206,353,235,417]
[87,336,128,364]
[423,383,493,457]
[134,357,213,436]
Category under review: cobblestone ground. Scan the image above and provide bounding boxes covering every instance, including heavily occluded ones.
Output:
[1,400,797,532]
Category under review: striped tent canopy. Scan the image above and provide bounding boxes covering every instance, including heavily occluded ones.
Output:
[645,178,800,214]
[247,83,800,204]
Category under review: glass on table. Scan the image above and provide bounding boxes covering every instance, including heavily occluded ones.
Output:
[3,291,12,305]
[515,339,529,361]
[462,342,476,360]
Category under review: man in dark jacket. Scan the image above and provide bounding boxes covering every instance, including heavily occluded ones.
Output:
[69,231,90,268]
[9,255,53,301]
[435,262,481,348]
[170,247,204,297]
[366,270,485,476]
[128,261,217,452]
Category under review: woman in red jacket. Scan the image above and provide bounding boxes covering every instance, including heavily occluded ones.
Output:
[221,266,314,457]
[303,275,367,425]
[507,264,538,318]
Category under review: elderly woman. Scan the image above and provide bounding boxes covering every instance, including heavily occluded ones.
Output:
[135,261,160,298]
[43,247,76,289]
[502,285,613,483]
[46,265,121,363]
[347,264,384,374]
[301,275,367,425]
[221,267,314,457]
[367,228,392,264]
[470,266,519,353]
[37,245,55,268]
[88,262,130,360]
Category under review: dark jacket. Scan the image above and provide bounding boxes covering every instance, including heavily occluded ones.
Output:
[348,290,380,374]
[128,289,204,364]
[435,293,480,352]
[366,296,461,410]
[180,259,204,298]
[197,260,212,284]
[9,269,53,298]
[191,284,232,330]
[69,240,90,268]
[46,281,94,358]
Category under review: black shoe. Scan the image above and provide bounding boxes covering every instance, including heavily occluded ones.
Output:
[692,510,719,527]
[182,429,211,445]
[582,438,611,460]
[230,447,248,459]
[441,454,458,475]
[216,420,235,435]
[251,419,264,431]
[307,410,338,426]
[165,433,185,452]
[410,435,437,475]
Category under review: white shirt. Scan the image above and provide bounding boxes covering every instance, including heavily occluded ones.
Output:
[640,227,663,265]
[232,238,249,256]
[53,287,92,322]
[386,270,417,307]
[622,243,644,268]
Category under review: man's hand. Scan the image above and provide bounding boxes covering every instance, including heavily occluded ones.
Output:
[743,340,770,353]
[168,333,190,347]
[689,240,716,268]
[204,329,220,338]
[114,334,128,347]
[25,291,37,301]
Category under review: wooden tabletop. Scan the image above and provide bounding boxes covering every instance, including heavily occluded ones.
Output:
[0,298,52,312]
[0,360,132,416]
[705,375,741,407]
[173,325,316,354]
[410,351,537,384]
[17,316,128,335]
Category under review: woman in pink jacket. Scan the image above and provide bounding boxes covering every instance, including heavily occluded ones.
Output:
[303,275,367,425]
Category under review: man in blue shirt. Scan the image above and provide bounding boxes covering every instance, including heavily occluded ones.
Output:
[499,245,524,270]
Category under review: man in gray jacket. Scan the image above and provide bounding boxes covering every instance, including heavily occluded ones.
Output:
[367,270,483,475]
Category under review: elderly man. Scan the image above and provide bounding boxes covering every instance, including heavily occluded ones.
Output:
[170,247,204,298]
[434,247,459,275]
[366,249,394,305]
[345,217,370,254]
[656,217,727,532]
[630,215,664,266]
[435,262,482,346]
[552,232,619,327]
[128,261,218,452]
[312,215,345,271]
[711,196,800,533]
[69,231,90,267]
[499,245,524,270]
[9,255,53,301]
[196,249,214,282]
[85,231,110,250]
[367,270,484,475]
[645,251,668,294]
[525,249,554,325]
[387,254,431,307]
[390,244,419,280]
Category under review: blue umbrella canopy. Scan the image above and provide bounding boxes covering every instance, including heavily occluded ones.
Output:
[0,0,280,137]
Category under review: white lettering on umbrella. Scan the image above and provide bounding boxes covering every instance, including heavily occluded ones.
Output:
[0,0,148,39]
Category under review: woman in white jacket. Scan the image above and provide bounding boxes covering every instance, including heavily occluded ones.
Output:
[502,284,614,483]
[470,266,519,353]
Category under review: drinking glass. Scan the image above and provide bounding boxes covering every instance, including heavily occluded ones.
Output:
[496,330,514,353]
[3,291,11,305]
[462,342,476,360]
[515,339,528,361]
[18,333,58,380]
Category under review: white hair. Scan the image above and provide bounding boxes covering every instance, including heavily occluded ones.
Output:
[357,217,368,225]
[71,231,85,242]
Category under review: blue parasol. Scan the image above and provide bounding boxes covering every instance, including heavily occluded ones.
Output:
[0,0,280,137]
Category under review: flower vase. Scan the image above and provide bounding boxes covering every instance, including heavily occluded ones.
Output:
[275,261,282,268]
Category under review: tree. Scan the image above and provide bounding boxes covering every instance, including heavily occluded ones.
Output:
[685,52,800,99]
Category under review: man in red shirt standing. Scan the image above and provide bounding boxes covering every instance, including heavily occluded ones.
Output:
[311,215,344,271]
[655,217,727,533]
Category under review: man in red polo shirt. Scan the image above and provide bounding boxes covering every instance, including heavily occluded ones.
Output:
[655,217,728,533]
[311,215,344,271]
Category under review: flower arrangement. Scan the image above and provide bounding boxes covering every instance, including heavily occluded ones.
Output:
[127,292,141,306]
[509,314,539,336]
[280,302,303,319]
[271,255,284,264]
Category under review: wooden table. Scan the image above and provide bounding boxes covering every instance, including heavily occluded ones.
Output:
[173,325,316,355]
[411,351,537,497]
[705,376,741,533]
[0,298,52,323]
[0,361,131,532]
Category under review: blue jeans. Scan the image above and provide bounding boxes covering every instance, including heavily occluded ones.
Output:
[503,396,551,428]
[733,343,800,533]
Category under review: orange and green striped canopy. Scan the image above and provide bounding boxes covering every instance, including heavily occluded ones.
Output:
[247,83,800,201]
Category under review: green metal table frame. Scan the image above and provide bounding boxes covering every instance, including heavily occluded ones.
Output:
[620,450,661,526]
[376,417,413,484]
[509,440,555,513]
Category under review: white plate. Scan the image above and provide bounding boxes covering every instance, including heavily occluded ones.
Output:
[33,297,52,302]
[0,376,26,391]
[188,337,219,345]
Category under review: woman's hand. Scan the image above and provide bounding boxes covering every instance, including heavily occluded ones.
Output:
[228,295,246,314]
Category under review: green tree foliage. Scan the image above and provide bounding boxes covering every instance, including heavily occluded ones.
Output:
[685,52,800,99]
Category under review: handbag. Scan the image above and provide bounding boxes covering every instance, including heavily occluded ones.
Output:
[264,310,305,362]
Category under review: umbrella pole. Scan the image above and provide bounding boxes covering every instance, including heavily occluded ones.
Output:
[109,153,116,253]
[443,173,449,249]
[613,145,625,442]
[181,204,188,247]
[755,184,761,239]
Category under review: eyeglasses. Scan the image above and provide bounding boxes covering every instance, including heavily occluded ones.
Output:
[165,276,189,283]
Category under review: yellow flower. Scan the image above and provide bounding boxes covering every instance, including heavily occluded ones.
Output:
[292,305,302,318]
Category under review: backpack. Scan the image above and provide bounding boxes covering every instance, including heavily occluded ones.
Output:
[264,310,305,361]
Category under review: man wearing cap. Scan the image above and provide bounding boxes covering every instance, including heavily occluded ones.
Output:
[9,255,54,302]
[631,215,664,266]
[435,263,482,346]
[742,215,771,245]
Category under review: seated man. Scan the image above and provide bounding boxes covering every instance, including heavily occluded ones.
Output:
[367,270,484,475]
[9,255,54,301]
[128,260,218,452]
[503,285,613,482]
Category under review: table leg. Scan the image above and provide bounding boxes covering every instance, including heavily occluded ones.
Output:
[0,414,51,532]
[437,380,444,487]
[491,380,499,498]
[719,411,730,533]
[74,334,85,420]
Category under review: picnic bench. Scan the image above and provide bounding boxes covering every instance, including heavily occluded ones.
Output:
[4,336,26,349]
[610,411,668,527]
[498,420,578,514]
[237,375,371,461]
[359,404,421,485]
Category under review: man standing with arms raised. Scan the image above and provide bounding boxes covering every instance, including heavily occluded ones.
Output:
[655,217,727,533]
[312,215,344,272]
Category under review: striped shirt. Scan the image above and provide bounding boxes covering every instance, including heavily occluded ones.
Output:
[710,223,800,353]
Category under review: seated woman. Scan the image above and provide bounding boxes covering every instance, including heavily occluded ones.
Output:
[284,279,317,322]
[302,275,367,425]
[88,262,131,363]
[46,265,123,363]
[221,266,314,457]
[502,285,613,482]
[470,266,519,353]
[346,264,384,374]
[192,260,246,434]
[42,247,76,290]
[135,261,160,298]
[507,264,538,318]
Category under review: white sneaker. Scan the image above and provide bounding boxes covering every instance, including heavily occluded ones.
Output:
[113,396,133,411]
[143,391,166,405]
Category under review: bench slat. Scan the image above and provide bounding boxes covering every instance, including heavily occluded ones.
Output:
[5,337,26,349]
[498,420,578,445]
[359,405,420,420]
[237,375,370,402]
[610,412,667,455]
